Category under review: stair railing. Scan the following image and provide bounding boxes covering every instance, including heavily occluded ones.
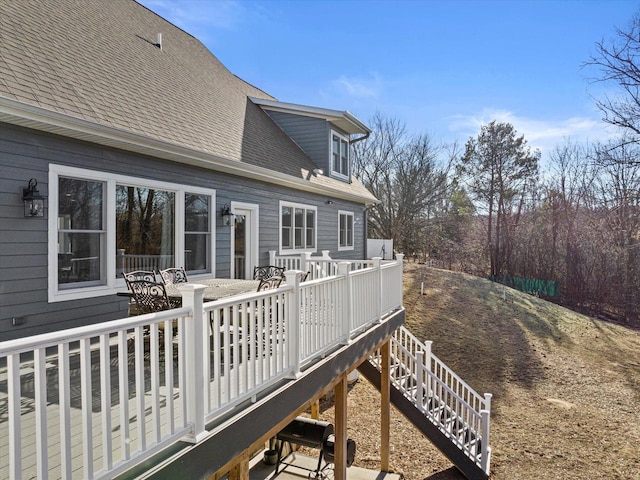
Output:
[374,326,492,475]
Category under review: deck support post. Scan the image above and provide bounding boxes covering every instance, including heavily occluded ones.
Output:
[334,374,348,480]
[227,451,249,480]
[381,339,391,471]
[311,400,320,419]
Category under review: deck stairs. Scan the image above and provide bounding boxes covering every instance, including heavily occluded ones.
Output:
[358,326,492,480]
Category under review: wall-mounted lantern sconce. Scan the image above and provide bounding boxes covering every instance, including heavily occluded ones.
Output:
[23,178,46,217]
[221,203,235,226]
[326,200,334,205]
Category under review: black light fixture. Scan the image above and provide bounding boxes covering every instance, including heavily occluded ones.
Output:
[221,203,235,226]
[23,178,46,217]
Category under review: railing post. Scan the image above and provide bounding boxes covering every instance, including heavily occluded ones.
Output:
[395,253,404,307]
[416,350,425,412]
[301,252,311,275]
[269,250,276,266]
[178,284,208,443]
[321,250,333,275]
[424,340,432,400]
[372,257,382,322]
[480,392,492,473]
[285,271,302,378]
[337,262,352,343]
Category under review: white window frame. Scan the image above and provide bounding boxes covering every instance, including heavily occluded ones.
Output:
[338,210,355,251]
[279,200,317,255]
[330,130,350,180]
[48,164,216,302]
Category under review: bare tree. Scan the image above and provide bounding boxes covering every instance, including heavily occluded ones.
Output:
[351,113,452,257]
[593,140,640,325]
[586,11,640,157]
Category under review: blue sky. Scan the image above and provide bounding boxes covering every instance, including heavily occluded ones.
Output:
[138,0,638,160]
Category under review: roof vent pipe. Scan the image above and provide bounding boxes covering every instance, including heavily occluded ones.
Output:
[156,33,162,50]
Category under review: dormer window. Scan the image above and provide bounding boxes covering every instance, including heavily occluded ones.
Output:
[331,130,349,179]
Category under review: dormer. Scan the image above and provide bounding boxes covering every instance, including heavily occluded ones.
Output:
[250,97,370,183]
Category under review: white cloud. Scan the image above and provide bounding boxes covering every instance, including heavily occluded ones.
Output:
[138,0,248,33]
[333,74,382,99]
[320,73,383,106]
[447,108,616,156]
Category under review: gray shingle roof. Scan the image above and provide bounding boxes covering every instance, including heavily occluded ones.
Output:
[0,0,376,202]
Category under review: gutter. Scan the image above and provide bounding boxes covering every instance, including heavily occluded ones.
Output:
[350,130,370,144]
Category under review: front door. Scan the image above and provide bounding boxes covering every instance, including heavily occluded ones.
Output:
[231,202,259,279]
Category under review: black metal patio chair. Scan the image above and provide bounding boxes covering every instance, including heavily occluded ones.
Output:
[122,270,160,314]
[159,267,188,285]
[253,265,284,281]
[257,275,283,291]
[124,278,173,314]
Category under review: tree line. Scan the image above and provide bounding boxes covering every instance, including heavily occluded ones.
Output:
[353,14,640,327]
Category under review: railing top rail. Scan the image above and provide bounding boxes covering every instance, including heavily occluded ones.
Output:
[201,283,294,309]
[0,306,191,357]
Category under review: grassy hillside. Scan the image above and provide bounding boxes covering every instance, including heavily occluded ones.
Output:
[319,263,640,480]
[402,263,640,479]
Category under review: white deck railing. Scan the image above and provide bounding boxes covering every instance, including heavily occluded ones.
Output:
[0,255,404,480]
[372,326,492,475]
[269,250,376,281]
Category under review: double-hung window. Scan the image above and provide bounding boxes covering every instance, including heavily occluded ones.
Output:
[331,130,349,179]
[184,193,211,274]
[57,177,106,287]
[49,164,215,302]
[338,210,354,251]
[280,201,316,254]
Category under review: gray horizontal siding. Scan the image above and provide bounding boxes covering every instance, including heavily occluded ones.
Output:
[0,123,367,340]
[264,111,329,171]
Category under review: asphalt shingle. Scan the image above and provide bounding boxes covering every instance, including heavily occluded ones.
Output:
[0,0,376,201]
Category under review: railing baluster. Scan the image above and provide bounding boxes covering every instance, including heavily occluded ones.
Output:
[100,334,113,471]
[135,325,146,452]
[58,343,72,479]
[117,331,130,462]
[8,354,21,480]
[212,309,221,409]
[166,323,175,435]
[80,337,93,478]
[150,324,161,444]
[34,348,48,479]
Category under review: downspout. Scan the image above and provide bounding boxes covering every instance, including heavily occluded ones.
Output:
[350,131,371,257]
[347,131,370,185]
[363,203,375,259]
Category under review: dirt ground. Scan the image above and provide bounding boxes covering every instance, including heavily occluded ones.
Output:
[310,263,640,479]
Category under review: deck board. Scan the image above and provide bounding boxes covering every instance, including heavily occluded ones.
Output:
[0,342,251,479]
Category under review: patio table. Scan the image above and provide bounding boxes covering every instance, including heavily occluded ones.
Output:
[163,278,261,302]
